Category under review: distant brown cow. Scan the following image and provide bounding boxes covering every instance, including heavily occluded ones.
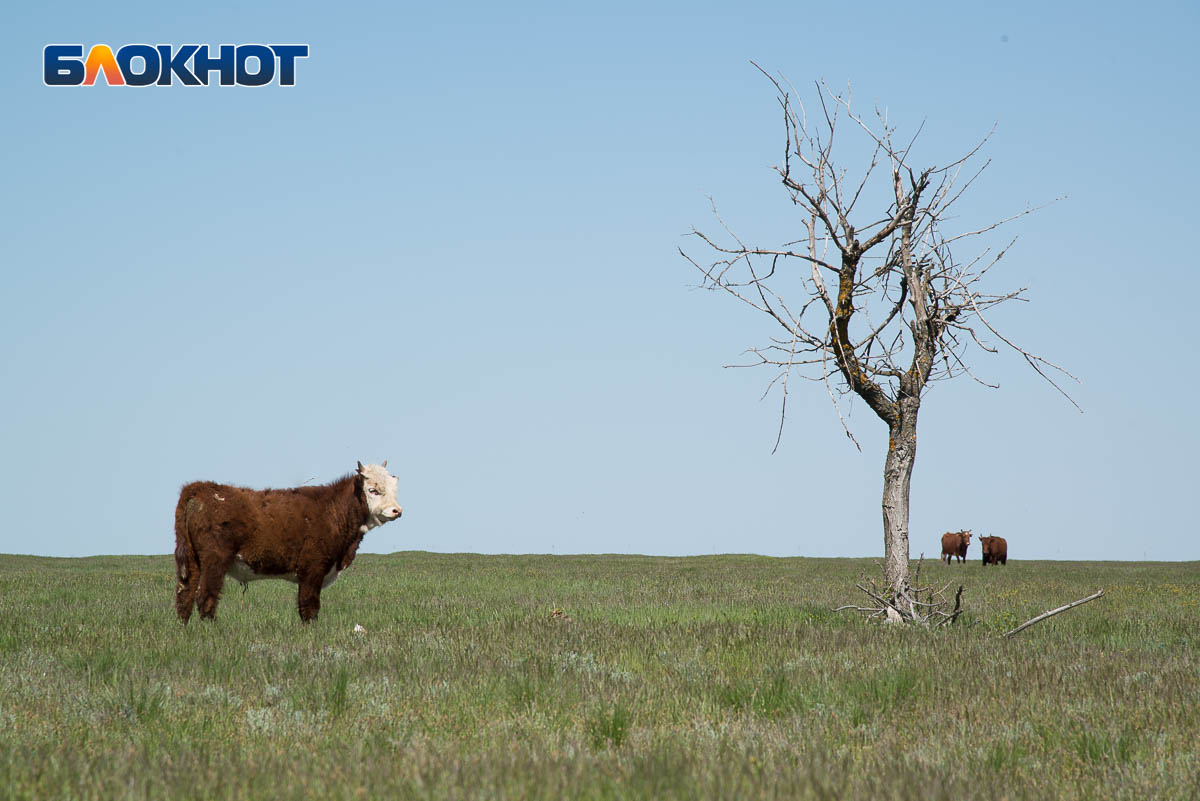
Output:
[174,461,403,623]
[981,535,1008,566]
[940,530,972,564]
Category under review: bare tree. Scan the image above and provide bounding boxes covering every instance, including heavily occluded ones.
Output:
[683,71,1077,613]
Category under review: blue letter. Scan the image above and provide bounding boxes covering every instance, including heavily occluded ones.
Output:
[192,44,235,86]
[157,45,200,86]
[44,44,84,86]
[117,44,160,87]
[236,44,275,87]
[271,45,309,86]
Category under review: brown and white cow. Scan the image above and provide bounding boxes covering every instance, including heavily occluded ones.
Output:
[940,530,972,564]
[174,461,402,623]
[981,535,1008,566]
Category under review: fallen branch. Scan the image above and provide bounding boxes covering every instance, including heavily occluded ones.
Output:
[1003,589,1105,638]
[838,565,965,627]
[855,582,906,618]
[835,605,884,616]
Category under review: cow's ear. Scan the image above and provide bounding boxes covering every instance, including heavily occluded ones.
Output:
[381,460,387,468]
[356,461,365,474]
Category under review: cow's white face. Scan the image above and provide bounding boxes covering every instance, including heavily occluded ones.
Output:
[357,461,402,529]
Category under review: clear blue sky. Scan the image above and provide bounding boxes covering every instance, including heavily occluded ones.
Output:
[2,1,1197,561]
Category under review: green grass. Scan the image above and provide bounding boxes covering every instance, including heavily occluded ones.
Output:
[0,552,1196,800]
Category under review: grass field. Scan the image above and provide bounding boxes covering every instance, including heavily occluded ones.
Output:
[0,552,1196,800]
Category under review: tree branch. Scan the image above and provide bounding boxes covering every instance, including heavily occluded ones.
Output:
[1002,590,1105,638]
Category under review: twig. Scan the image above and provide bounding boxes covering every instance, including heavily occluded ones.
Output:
[1003,589,1105,638]
[855,582,906,618]
[935,585,965,628]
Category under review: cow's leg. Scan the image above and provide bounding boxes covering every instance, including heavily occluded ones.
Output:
[197,551,235,621]
[296,575,323,622]
[174,543,201,624]
[175,559,200,623]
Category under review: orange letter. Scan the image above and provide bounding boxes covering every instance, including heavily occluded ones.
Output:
[83,44,125,86]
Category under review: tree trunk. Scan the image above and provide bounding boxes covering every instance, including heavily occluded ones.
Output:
[882,397,919,604]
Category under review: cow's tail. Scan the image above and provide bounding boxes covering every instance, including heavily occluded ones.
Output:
[174,490,202,624]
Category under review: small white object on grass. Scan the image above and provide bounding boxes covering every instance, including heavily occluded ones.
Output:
[353,624,367,633]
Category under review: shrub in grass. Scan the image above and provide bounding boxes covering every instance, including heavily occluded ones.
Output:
[586,700,633,749]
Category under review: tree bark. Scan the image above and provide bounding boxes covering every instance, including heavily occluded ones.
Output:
[882,396,919,603]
